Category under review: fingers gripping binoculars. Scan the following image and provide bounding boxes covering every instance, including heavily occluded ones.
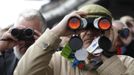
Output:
[67,16,111,31]
[67,16,114,57]
[11,28,34,40]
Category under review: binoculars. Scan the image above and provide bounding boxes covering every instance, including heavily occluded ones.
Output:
[67,16,111,31]
[11,28,34,40]
[118,28,130,38]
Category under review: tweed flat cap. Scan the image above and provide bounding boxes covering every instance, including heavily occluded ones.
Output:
[78,4,112,19]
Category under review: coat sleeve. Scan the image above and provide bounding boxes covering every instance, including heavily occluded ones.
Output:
[97,55,127,75]
[13,29,61,75]
[118,55,134,75]
[97,55,134,75]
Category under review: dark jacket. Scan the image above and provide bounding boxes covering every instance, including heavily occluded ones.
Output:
[125,40,134,58]
[0,49,18,75]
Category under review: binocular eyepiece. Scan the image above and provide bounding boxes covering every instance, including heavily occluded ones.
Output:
[11,28,34,40]
[67,16,111,31]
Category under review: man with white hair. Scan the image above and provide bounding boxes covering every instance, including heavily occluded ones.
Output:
[0,9,47,75]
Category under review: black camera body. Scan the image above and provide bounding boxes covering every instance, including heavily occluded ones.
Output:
[11,28,34,40]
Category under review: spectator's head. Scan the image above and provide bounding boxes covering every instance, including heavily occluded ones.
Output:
[120,16,134,39]
[77,4,114,57]
[112,20,132,47]
[13,9,47,59]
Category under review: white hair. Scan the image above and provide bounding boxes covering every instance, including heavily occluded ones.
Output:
[14,9,47,33]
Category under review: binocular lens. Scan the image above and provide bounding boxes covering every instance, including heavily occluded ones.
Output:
[98,19,111,30]
[68,17,81,30]
[118,28,129,38]
[11,28,20,37]
[24,29,34,37]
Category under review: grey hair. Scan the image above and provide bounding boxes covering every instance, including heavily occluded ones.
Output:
[112,20,127,27]
[120,16,134,24]
[15,9,47,33]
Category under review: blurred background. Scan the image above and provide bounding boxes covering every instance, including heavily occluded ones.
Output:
[0,0,134,29]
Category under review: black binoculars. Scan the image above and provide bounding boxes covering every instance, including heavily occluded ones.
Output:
[67,16,111,31]
[118,28,130,38]
[11,28,34,40]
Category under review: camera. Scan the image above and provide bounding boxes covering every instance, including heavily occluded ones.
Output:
[67,16,111,31]
[11,28,34,40]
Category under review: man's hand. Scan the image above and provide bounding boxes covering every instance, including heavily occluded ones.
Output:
[51,11,88,37]
[0,25,42,52]
[0,27,19,52]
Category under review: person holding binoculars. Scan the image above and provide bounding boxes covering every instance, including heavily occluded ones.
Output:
[14,4,134,75]
[120,16,134,58]
[112,20,132,55]
[0,9,47,75]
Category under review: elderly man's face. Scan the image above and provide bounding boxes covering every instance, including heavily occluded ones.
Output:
[14,16,42,58]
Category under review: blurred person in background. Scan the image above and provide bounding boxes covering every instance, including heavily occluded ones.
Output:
[0,9,47,75]
[120,16,134,39]
[120,16,134,57]
[112,20,132,55]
